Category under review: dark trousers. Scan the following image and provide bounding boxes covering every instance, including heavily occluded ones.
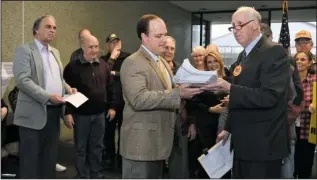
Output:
[232,158,282,178]
[103,108,123,165]
[294,127,316,178]
[168,123,189,178]
[18,106,61,178]
[122,157,164,178]
[73,112,105,178]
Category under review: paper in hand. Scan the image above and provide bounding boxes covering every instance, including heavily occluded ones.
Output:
[173,59,217,86]
[198,135,233,178]
[63,92,88,108]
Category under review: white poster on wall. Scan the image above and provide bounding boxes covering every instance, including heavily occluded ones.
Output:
[1,62,14,98]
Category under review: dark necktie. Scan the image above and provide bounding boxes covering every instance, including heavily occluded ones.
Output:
[238,50,247,65]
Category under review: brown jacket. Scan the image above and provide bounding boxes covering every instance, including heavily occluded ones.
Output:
[119,46,181,161]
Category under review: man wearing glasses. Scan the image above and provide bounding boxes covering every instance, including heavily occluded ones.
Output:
[201,6,291,178]
[295,30,315,63]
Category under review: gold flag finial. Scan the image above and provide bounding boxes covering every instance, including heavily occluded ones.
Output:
[282,0,288,13]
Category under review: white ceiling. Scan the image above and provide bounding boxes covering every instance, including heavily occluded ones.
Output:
[170,1,316,12]
[200,8,317,24]
[170,1,317,23]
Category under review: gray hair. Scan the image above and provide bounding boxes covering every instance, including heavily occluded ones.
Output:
[235,6,261,24]
[32,15,56,36]
[166,35,175,42]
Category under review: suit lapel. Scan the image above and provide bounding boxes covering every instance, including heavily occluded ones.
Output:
[232,36,266,84]
[246,36,266,63]
[138,46,170,89]
[30,42,45,88]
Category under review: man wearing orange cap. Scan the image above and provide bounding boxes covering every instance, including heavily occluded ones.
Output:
[295,30,315,63]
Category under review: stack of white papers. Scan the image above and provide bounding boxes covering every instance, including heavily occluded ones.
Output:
[173,59,217,86]
[198,136,233,178]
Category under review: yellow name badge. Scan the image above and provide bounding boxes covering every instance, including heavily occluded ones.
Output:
[308,82,316,144]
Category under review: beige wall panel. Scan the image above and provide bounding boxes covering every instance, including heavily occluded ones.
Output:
[2,1,191,106]
[1,1,23,62]
[22,1,191,65]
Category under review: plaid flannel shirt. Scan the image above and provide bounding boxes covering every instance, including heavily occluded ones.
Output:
[299,73,316,140]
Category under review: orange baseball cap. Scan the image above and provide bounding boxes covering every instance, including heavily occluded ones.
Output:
[295,30,312,41]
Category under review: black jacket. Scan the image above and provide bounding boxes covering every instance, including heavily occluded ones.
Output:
[100,51,130,110]
[63,56,117,115]
[69,48,83,62]
[225,36,291,161]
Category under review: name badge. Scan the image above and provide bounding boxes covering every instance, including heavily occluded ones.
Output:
[233,65,242,76]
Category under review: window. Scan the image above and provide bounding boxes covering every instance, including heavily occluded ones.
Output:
[191,14,207,49]
[271,22,316,55]
[211,23,242,67]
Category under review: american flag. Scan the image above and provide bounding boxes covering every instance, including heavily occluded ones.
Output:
[278,1,290,49]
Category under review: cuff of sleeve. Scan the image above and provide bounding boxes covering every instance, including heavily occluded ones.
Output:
[109,106,116,111]
[108,58,115,64]
[65,104,73,115]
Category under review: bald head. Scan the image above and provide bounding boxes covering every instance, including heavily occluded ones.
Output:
[78,28,91,46]
[231,6,262,48]
[233,6,261,24]
[82,35,99,62]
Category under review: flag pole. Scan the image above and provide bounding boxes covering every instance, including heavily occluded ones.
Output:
[279,0,291,55]
[284,0,290,55]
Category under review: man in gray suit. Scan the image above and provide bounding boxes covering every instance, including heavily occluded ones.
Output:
[120,14,202,179]
[13,15,76,178]
[162,35,197,178]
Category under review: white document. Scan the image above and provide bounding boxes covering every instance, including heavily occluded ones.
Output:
[1,62,14,98]
[173,59,217,86]
[2,62,14,78]
[198,136,233,178]
[63,92,88,108]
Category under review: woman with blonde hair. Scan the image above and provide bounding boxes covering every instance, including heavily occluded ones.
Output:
[205,51,226,78]
[187,46,227,178]
[191,46,207,71]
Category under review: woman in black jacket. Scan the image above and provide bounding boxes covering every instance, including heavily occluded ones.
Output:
[187,50,227,178]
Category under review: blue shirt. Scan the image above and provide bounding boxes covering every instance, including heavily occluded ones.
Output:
[34,39,63,96]
[245,33,262,56]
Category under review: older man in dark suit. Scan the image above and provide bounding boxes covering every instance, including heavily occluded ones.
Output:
[201,6,291,178]
[162,35,197,178]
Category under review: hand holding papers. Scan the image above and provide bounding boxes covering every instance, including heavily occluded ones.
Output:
[198,135,233,178]
[63,92,88,108]
[174,59,217,87]
[200,78,232,93]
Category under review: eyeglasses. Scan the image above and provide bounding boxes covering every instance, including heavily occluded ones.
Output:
[228,20,254,32]
[295,40,312,45]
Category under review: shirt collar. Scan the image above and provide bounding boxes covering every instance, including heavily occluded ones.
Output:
[303,73,314,83]
[141,44,159,62]
[79,54,100,64]
[245,33,262,56]
[34,39,51,51]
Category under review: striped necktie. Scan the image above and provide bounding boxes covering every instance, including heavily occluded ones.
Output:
[238,50,247,65]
